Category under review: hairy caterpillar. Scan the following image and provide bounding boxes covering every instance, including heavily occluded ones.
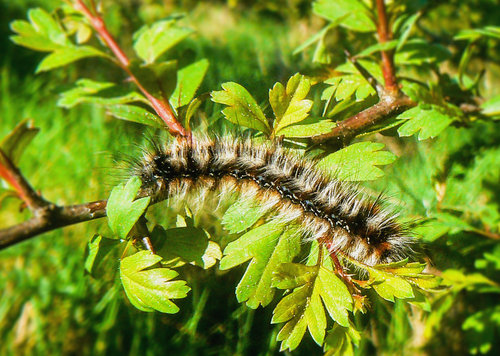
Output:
[133,135,414,267]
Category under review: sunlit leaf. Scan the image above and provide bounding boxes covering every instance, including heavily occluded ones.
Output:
[317,142,396,181]
[120,251,190,313]
[107,177,151,239]
[211,82,270,134]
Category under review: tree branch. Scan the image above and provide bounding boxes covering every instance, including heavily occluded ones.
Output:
[311,0,408,145]
[311,93,415,145]
[73,0,189,138]
[0,200,107,249]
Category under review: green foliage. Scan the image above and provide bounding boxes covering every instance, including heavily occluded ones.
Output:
[120,251,190,313]
[2,0,500,355]
[317,142,396,181]
[106,177,150,239]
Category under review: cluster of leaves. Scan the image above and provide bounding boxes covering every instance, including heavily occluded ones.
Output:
[10,6,209,128]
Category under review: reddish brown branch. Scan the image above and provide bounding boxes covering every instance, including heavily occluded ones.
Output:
[375,0,398,94]
[312,94,415,145]
[0,150,49,210]
[0,200,107,249]
[312,0,407,145]
[73,0,189,138]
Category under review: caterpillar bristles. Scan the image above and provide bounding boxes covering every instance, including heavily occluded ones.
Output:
[133,134,415,267]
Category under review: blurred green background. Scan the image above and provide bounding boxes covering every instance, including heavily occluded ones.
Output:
[1,0,499,355]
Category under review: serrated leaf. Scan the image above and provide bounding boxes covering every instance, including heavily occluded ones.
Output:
[84,234,120,277]
[272,264,353,351]
[271,73,313,133]
[317,142,396,181]
[222,198,267,234]
[220,223,301,308]
[120,251,190,313]
[107,177,151,239]
[170,59,209,109]
[107,104,165,128]
[313,0,376,33]
[36,46,108,73]
[211,82,270,134]
[133,20,193,64]
[397,105,455,140]
[324,322,360,355]
[57,79,146,109]
[0,119,39,165]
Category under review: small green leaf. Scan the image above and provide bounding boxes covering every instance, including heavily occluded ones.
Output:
[107,177,151,239]
[120,251,190,313]
[271,73,313,134]
[395,39,451,66]
[133,20,193,64]
[220,223,301,308]
[107,104,165,128]
[36,46,108,73]
[276,119,336,138]
[313,0,376,33]
[222,198,267,234]
[211,82,270,134]
[369,268,415,302]
[317,142,396,181]
[84,234,120,277]
[170,59,209,109]
[356,40,398,58]
[397,105,456,140]
[0,119,39,165]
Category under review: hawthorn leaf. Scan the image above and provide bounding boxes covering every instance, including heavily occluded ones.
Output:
[170,59,209,109]
[84,234,120,277]
[120,251,190,313]
[107,177,151,239]
[397,105,455,140]
[107,104,165,128]
[36,46,109,73]
[313,0,376,33]
[133,20,193,64]
[369,268,415,302]
[0,119,39,165]
[317,142,396,181]
[211,82,270,135]
[220,222,301,308]
[272,264,353,351]
[270,73,313,133]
